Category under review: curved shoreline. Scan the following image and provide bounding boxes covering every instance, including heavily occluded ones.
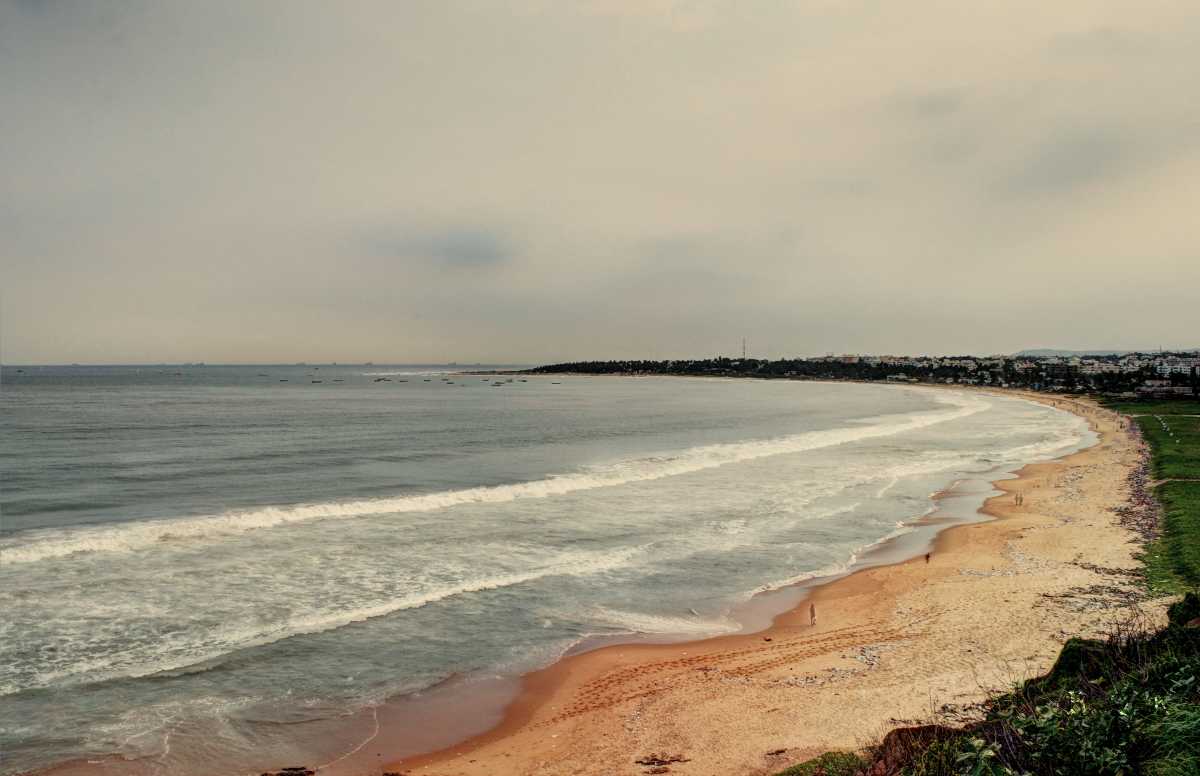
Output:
[23,389,1139,776]
[345,390,1149,776]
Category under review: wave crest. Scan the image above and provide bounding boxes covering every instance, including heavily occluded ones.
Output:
[1,392,988,565]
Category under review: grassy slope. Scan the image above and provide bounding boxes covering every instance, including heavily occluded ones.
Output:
[1159,482,1200,589]
[775,752,866,776]
[774,611,1200,775]
[1104,399,1200,593]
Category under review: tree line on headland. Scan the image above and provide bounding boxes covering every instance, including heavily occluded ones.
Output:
[525,351,1200,399]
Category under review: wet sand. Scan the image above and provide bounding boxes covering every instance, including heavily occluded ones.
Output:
[374,392,1164,776]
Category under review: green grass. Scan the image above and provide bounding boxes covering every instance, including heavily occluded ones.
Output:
[774,751,866,776]
[1143,537,1190,595]
[1103,399,1200,417]
[1137,416,1200,482]
[1102,399,1200,481]
[1159,482,1200,589]
[1143,480,1200,595]
[1101,398,1200,593]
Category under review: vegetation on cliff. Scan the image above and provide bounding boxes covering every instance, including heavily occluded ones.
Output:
[780,602,1200,775]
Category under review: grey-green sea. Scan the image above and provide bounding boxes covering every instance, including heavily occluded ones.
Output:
[0,366,1093,775]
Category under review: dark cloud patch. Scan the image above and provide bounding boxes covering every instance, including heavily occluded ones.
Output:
[8,0,62,15]
[997,129,1131,197]
[362,225,514,269]
[415,228,512,267]
[641,235,718,265]
[891,89,964,119]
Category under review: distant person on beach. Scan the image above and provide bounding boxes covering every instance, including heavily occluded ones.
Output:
[809,602,817,626]
[925,553,931,564]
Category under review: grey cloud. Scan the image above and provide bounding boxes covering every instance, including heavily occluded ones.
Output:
[996,129,1130,197]
[2,2,1197,364]
[891,89,964,119]
[1048,26,1151,57]
[362,225,514,269]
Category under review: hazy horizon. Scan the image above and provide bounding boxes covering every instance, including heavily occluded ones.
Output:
[4,1,1198,364]
[6,344,1200,368]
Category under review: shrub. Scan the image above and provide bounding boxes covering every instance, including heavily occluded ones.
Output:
[775,750,867,776]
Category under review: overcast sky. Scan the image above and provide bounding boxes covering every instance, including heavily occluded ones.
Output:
[3,1,1198,364]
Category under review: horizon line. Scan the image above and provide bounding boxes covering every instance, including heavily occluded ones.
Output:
[5,348,1200,368]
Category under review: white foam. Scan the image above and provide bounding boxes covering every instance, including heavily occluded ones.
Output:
[752,518,918,595]
[753,556,860,595]
[870,410,1089,499]
[751,400,1091,598]
[81,693,258,764]
[1,392,989,565]
[587,607,741,636]
[3,545,646,695]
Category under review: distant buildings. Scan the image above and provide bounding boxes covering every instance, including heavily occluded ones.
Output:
[1156,357,1200,376]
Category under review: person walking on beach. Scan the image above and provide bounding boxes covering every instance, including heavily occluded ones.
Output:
[809,602,817,627]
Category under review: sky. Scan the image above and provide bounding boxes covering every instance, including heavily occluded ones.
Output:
[3,0,1199,364]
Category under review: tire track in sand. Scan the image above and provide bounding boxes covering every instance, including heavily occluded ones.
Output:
[537,620,913,726]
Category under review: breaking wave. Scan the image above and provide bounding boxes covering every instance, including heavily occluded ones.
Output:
[3,545,647,695]
[1,393,988,565]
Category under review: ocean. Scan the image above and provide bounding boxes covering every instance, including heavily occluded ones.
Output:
[0,365,1093,775]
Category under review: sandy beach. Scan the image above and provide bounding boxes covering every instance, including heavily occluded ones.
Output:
[382,392,1164,776]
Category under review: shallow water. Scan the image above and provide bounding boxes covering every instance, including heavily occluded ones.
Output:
[0,367,1092,774]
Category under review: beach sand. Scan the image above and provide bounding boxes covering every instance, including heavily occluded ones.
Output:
[385,392,1165,776]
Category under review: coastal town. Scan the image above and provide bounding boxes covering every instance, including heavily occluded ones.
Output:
[528,350,1200,399]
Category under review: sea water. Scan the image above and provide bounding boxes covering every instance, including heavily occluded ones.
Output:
[0,366,1093,774]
